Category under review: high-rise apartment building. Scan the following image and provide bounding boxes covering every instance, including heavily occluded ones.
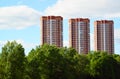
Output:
[94,20,114,54]
[41,16,63,47]
[69,18,90,54]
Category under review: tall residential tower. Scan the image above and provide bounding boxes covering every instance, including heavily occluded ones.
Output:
[94,20,114,54]
[69,18,90,54]
[41,16,63,47]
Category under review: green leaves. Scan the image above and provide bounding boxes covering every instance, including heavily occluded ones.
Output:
[0,41,25,79]
[0,42,120,79]
[88,52,120,79]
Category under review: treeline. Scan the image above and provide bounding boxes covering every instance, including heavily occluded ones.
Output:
[0,41,120,79]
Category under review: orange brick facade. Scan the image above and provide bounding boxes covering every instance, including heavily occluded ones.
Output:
[94,20,114,54]
[69,18,90,54]
[41,16,63,47]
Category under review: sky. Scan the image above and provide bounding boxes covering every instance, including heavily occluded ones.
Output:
[0,0,120,55]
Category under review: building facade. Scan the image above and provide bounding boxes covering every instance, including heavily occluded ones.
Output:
[69,18,90,54]
[41,16,63,47]
[94,20,114,54]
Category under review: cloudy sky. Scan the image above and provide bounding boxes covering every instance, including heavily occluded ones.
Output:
[0,0,120,55]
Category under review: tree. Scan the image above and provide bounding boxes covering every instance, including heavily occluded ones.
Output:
[1,41,26,79]
[113,54,120,63]
[0,53,6,79]
[74,54,90,79]
[112,54,120,79]
[27,47,42,79]
[88,51,120,79]
[60,47,78,79]
[1,42,120,79]
[27,44,80,79]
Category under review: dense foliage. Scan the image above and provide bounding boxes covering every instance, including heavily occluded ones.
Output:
[0,41,120,79]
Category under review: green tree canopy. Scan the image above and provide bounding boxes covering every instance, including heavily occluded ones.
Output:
[0,41,26,79]
[0,42,120,79]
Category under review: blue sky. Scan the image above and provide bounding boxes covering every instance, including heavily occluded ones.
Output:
[0,0,120,55]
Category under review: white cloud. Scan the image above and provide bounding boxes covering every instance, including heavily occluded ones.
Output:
[0,5,41,29]
[114,29,120,54]
[45,0,120,18]
[90,33,94,51]
[14,40,38,49]
[63,40,69,47]
[0,40,39,55]
[0,40,38,49]
[0,41,7,47]
[114,28,120,44]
